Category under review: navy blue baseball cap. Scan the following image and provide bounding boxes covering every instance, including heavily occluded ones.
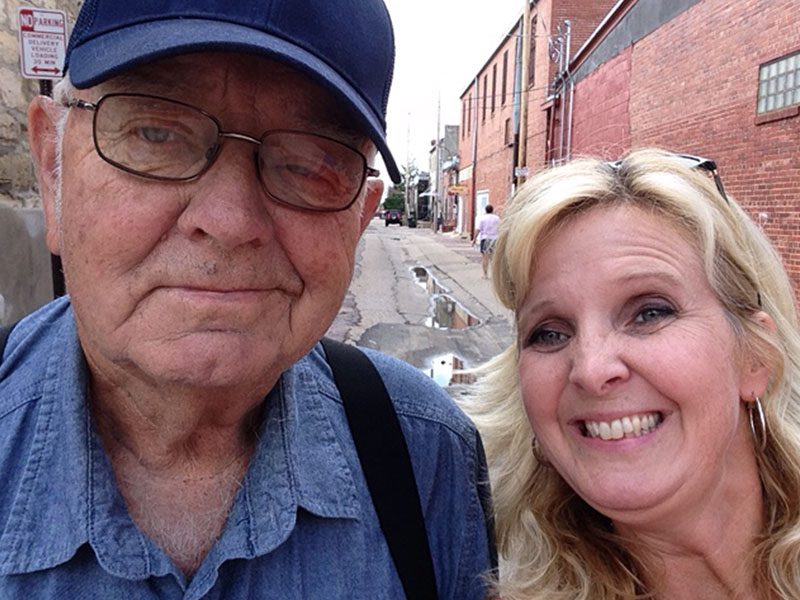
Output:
[64,0,401,183]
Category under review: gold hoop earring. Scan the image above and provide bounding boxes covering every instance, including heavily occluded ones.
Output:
[747,396,767,453]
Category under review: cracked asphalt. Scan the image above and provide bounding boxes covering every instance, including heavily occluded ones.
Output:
[326,218,515,390]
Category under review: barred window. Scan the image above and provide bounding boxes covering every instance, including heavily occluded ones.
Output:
[757,50,800,114]
[483,74,488,122]
[502,51,508,105]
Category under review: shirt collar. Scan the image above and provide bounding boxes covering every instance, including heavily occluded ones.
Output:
[0,303,92,575]
[0,319,360,577]
[210,344,361,562]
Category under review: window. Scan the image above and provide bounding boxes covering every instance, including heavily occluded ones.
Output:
[528,16,537,87]
[468,94,472,134]
[462,99,466,138]
[504,118,512,145]
[491,64,497,114]
[482,74,488,122]
[758,50,800,114]
[502,50,508,105]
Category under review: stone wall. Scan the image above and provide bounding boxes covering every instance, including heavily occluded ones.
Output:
[0,1,79,322]
[0,0,81,208]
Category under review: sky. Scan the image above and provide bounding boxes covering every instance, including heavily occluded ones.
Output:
[381,0,526,180]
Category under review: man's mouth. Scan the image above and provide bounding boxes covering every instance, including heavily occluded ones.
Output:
[581,412,663,440]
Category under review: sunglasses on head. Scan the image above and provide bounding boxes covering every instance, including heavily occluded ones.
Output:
[609,153,729,205]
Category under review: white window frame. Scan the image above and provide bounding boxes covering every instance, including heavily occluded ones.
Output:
[757,50,800,114]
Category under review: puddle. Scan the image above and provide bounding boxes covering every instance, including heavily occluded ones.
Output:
[412,267,481,329]
[426,354,475,387]
[412,266,448,295]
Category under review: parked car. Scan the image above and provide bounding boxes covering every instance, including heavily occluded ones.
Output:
[383,208,403,226]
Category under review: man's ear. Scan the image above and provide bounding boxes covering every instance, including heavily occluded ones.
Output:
[27,95,63,255]
[739,310,778,400]
[359,177,384,233]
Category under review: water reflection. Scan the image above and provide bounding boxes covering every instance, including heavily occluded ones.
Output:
[412,266,481,330]
[427,354,475,387]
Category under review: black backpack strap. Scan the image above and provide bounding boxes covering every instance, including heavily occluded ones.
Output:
[320,338,438,600]
[0,322,16,363]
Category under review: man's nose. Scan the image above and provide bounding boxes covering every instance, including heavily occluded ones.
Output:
[567,330,630,396]
[175,141,273,250]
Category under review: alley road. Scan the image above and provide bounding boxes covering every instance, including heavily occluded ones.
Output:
[326,217,514,389]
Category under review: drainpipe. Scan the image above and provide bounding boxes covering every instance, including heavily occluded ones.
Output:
[470,76,479,240]
[564,20,574,160]
[516,0,531,187]
[557,24,566,163]
[511,15,523,195]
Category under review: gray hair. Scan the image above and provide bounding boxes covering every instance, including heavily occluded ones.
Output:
[48,76,76,225]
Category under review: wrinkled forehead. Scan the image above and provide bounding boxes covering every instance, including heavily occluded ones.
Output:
[88,52,368,147]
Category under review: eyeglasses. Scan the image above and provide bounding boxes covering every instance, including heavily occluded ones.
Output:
[63,93,381,212]
[609,153,730,204]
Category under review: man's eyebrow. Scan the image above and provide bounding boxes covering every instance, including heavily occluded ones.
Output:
[97,73,369,148]
[294,113,365,148]
[291,95,367,148]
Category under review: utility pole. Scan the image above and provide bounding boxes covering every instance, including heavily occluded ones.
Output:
[405,112,412,221]
[433,95,441,232]
[515,0,531,188]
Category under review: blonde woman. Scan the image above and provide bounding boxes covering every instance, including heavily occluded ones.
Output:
[463,149,800,599]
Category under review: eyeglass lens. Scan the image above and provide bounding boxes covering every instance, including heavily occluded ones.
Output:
[92,94,369,211]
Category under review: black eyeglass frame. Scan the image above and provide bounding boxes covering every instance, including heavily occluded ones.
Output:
[63,93,381,213]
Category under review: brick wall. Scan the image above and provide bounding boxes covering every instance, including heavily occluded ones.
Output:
[458,0,618,236]
[552,0,618,59]
[523,0,554,175]
[0,0,81,208]
[629,0,800,290]
[524,0,618,171]
[458,82,477,235]
[571,0,800,294]
[472,33,517,219]
[570,45,631,158]
[459,26,518,234]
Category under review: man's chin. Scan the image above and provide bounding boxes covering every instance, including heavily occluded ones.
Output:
[131,332,285,393]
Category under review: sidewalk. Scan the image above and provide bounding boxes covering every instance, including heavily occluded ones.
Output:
[412,223,481,263]
[398,225,512,326]
[336,220,515,376]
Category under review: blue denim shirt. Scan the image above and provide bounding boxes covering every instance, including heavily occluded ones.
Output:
[0,299,494,599]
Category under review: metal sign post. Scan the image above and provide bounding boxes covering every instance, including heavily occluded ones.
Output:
[18,7,67,81]
[18,6,67,297]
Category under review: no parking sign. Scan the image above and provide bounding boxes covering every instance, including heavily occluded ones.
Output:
[18,7,67,80]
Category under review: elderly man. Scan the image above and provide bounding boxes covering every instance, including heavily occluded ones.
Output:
[0,1,494,598]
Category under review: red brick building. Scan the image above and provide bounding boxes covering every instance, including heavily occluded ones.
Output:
[458,0,800,294]
[568,0,800,291]
[457,27,517,236]
[457,0,615,237]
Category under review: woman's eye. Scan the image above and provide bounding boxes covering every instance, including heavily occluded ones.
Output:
[634,304,676,324]
[526,327,570,349]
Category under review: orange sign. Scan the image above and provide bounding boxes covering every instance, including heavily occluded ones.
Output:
[447,184,468,195]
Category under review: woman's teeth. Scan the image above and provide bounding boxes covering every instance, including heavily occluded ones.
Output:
[583,413,662,440]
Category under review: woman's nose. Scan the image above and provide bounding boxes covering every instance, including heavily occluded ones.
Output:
[567,330,631,396]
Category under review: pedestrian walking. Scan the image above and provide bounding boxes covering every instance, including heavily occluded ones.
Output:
[473,204,501,279]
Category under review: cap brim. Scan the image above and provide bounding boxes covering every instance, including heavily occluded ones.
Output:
[68,18,401,183]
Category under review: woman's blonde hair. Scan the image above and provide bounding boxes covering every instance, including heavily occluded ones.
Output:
[462,148,800,599]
